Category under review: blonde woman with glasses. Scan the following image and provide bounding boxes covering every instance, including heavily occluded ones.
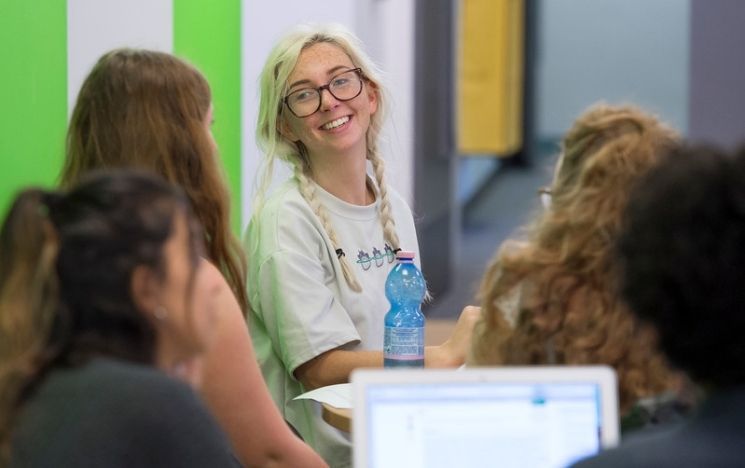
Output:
[248,23,479,466]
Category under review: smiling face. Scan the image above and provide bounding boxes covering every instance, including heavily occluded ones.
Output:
[279,42,378,163]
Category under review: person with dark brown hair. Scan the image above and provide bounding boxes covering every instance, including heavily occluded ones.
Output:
[61,49,326,468]
[573,145,745,467]
[0,170,238,467]
[469,103,685,425]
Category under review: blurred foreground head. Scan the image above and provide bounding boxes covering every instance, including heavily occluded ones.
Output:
[618,144,745,387]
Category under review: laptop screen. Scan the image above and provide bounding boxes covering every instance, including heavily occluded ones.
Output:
[353,367,618,468]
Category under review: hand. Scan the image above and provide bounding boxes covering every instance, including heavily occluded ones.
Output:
[427,305,481,367]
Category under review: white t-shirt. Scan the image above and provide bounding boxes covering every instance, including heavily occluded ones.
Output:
[245,177,420,467]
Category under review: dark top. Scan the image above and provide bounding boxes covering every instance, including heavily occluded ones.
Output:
[572,386,745,468]
[11,358,241,468]
[621,392,693,434]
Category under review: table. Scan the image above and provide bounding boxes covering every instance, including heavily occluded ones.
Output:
[321,402,352,432]
[318,319,457,433]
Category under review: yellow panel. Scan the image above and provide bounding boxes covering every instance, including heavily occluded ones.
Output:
[458,0,524,156]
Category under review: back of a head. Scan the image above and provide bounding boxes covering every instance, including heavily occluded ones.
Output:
[2,170,191,363]
[541,103,679,265]
[487,103,679,296]
[62,48,247,313]
[0,170,194,459]
[618,145,745,388]
[54,171,194,360]
[63,49,213,186]
[473,103,680,410]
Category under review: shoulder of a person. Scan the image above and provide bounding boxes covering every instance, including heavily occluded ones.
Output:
[93,361,221,435]
[253,180,322,236]
[571,446,643,468]
[200,259,233,292]
[82,357,166,382]
[380,185,418,233]
[260,179,311,217]
[383,184,410,210]
[576,419,698,468]
[252,182,330,254]
[85,358,193,400]
[571,439,672,468]
[36,358,205,427]
[200,258,242,315]
[106,363,240,467]
[16,359,235,466]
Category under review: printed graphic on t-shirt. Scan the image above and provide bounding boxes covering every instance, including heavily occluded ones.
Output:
[356,244,395,270]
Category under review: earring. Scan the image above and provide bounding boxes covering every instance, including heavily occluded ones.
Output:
[154,306,168,321]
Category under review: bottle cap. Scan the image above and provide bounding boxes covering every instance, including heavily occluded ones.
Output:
[395,250,416,260]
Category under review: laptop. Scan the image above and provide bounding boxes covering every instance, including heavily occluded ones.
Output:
[352,366,619,468]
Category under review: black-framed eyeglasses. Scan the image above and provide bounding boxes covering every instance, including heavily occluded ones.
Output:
[538,186,552,209]
[283,68,364,118]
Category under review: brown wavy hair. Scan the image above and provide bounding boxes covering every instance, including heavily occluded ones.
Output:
[60,49,247,314]
[469,103,680,411]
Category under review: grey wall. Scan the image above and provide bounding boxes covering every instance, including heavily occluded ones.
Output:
[414,0,458,299]
[688,0,745,148]
[536,0,690,139]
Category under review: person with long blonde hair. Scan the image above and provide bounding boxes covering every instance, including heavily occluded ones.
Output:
[61,49,326,467]
[469,104,684,424]
[249,23,478,466]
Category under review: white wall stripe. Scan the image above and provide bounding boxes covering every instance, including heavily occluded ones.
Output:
[67,0,173,115]
[356,0,416,206]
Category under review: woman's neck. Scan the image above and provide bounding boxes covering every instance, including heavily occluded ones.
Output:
[310,149,374,205]
[155,342,203,388]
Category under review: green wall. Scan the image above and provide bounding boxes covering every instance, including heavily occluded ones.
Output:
[174,0,242,234]
[0,1,67,219]
[0,1,242,230]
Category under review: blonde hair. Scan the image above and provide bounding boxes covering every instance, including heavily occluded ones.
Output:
[253,24,401,292]
[470,103,680,411]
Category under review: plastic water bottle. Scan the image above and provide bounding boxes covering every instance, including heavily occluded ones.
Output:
[383,250,426,368]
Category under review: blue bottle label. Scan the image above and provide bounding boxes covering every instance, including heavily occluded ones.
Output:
[384,326,424,367]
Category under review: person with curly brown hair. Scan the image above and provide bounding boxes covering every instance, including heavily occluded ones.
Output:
[468,103,687,428]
